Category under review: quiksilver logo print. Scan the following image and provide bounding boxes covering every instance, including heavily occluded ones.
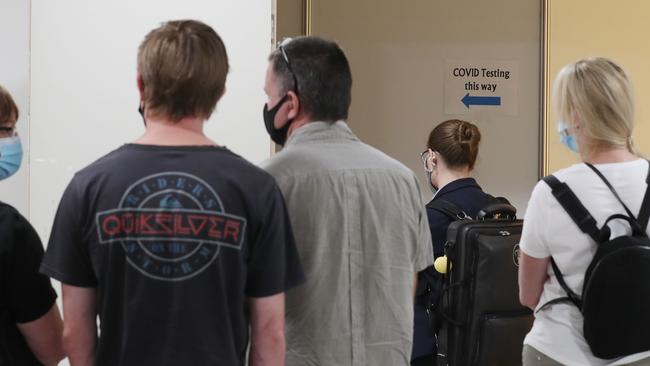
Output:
[96,172,246,281]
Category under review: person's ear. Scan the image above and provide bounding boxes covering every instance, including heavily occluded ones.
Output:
[286,90,300,119]
[426,149,438,171]
[429,149,437,168]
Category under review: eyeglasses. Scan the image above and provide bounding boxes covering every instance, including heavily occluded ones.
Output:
[278,38,300,95]
[420,150,430,166]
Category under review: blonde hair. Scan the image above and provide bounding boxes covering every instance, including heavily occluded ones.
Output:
[137,20,229,121]
[553,57,635,153]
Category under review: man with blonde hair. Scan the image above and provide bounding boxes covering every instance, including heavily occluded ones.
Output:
[41,20,304,366]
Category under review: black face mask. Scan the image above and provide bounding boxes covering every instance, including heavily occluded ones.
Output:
[138,102,146,126]
[263,95,293,146]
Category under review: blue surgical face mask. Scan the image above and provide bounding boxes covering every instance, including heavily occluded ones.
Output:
[558,121,579,153]
[0,135,23,180]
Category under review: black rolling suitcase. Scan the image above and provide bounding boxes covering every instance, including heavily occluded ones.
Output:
[431,199,533,366]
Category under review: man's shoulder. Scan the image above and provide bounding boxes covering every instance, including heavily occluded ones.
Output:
[75,144,271,181]
[74,145,131,179]
[262,139,415,183]
[259,141,311,167]
[360,142,414,175]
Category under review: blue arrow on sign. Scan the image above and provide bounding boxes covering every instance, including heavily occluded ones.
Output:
[461,93,501,108]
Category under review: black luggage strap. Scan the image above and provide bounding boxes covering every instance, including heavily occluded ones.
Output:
[541,175,605,243]
[426,198,466,365]
[426,198,470,221]
[539,175,597,311]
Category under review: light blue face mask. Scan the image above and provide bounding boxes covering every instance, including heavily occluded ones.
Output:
[557,121,579,153]
[0,135,23,180]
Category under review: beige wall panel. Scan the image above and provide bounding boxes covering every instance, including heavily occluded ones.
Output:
[275,0,306,42]
[309,0,542,213]
[546,0,650,173]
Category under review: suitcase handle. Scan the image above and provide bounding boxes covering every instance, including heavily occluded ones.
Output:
[477,203,517,220]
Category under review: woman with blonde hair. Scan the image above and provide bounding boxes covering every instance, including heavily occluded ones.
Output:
[518,57,650,365]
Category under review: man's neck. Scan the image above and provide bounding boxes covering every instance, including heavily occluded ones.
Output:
[286,116,312,140]
[133,116,217,146]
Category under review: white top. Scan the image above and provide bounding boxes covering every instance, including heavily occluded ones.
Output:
[520,159,650,365]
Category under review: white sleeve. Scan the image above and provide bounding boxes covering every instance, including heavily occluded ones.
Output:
[519,181,551,259]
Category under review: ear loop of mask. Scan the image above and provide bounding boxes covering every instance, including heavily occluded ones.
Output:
[138,102,146,126]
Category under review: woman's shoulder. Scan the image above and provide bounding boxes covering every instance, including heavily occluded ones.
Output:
[552,159,647,181]
[0,202,20,224]
[425,186,491,222]
[0,203,28,250]
[548,162,589,181]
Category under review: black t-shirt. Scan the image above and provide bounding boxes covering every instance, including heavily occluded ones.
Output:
[0,202,57,366]
[40,144,305,366]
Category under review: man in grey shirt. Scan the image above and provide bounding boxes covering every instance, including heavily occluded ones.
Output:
[261,36,434,366]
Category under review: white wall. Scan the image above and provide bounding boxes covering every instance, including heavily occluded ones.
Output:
[0,0,30,216]
[30,0,273,245]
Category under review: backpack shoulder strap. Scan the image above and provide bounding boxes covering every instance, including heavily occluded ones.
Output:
[550,258,582,307]
[536,258,583,312]
[426,198,470,221]
[585,162,637,219]
[538,175,599,313]
[542,175,605,243]
[637,160,650,232]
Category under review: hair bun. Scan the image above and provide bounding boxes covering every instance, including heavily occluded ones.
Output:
[457,122,476,144]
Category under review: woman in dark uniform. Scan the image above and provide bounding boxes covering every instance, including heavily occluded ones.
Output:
[412,119,490,366]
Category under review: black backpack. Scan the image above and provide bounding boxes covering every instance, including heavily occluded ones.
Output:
[540,161,650,359]
[428,197,533,366]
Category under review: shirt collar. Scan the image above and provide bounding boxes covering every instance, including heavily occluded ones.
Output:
[434,177,481,199]
[285,120,359,146]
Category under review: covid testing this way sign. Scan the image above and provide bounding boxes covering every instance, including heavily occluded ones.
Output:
[444,60,518,116]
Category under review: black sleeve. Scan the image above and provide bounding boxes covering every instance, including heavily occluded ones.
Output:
[4,208,57,323]
[245,181,304,298]
[40,177,98,287]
